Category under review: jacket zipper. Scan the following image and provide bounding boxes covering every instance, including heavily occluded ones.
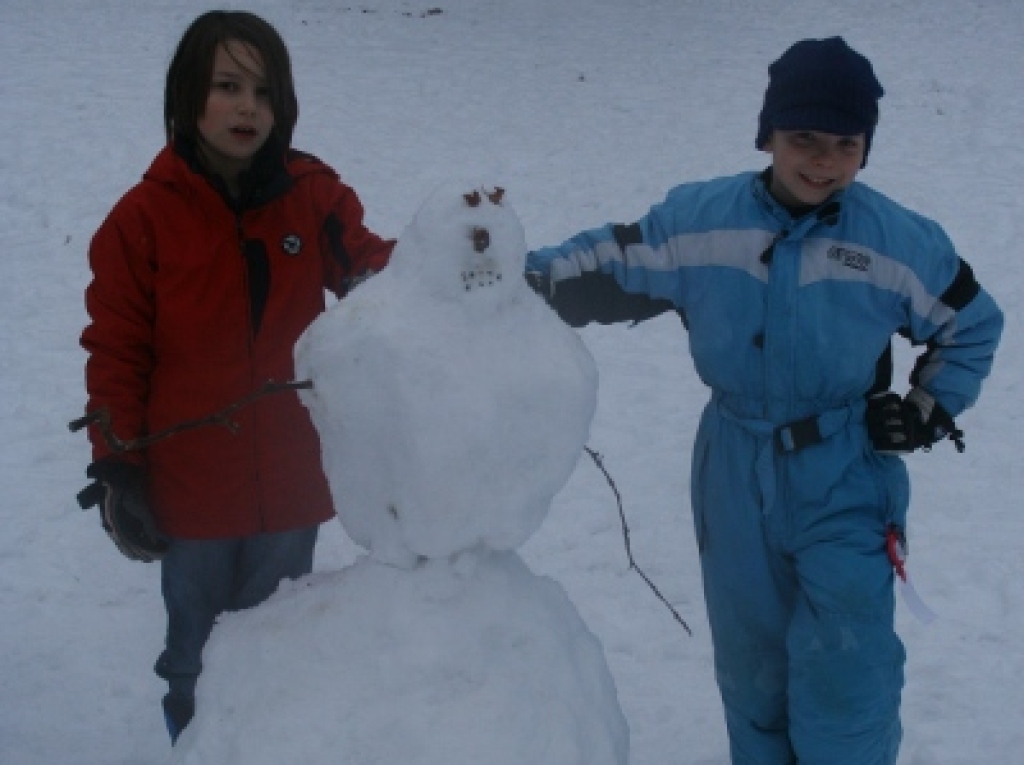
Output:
[236,212,267,532]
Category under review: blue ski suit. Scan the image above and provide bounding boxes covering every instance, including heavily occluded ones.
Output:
[526,170,1003,765]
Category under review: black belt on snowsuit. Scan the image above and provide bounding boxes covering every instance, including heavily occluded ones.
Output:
[713,395,863,455]
[775,403,863,453]
[775,413,827,453]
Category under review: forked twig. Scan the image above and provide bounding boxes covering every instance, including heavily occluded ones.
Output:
[68,380,313,453]
[584,446,692,636]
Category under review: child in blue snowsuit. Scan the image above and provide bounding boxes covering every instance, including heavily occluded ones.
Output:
[526,37,1003,764]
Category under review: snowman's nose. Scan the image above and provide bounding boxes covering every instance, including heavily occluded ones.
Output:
[471,227,490,253]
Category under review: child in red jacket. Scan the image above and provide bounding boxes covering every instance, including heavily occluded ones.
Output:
[78,10,394,742]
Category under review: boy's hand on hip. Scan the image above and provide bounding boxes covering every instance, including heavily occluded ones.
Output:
[866,388,963,454]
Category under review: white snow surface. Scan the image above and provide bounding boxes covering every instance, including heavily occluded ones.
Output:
[2,1,1023,764]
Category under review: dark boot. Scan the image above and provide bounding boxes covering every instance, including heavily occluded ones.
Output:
[162,693,195,744]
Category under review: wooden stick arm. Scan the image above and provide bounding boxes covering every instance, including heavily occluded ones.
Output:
[69,379,313,453]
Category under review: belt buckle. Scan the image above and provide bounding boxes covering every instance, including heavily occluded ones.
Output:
[774,415,823,453]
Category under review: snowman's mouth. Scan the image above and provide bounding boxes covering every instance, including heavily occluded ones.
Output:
[461,261,503,291]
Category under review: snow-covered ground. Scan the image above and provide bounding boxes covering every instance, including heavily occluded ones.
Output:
[1,1,1021,763]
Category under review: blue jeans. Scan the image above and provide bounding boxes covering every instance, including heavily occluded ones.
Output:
[154,525,319,701]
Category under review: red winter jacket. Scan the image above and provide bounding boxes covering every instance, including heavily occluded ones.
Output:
[81,143,394,539]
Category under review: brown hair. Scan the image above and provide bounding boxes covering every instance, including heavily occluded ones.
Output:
[164,11,299,147]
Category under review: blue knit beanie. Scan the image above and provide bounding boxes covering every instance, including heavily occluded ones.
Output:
[756,37,884,166]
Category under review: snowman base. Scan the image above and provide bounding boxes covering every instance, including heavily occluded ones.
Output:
[169,548,628,765]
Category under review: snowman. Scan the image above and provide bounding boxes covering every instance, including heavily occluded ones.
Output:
[295,182,600,568]
[168,183,628,765]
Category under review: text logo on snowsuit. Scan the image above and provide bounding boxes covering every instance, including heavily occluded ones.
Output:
[827,245,871,272]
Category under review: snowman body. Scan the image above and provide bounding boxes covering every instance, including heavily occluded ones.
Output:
[170,551,629,765]
[295,183,598,567]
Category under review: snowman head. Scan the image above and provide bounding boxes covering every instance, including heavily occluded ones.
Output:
[389,182,529,309]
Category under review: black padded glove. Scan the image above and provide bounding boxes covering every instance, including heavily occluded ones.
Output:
[79,459,168,562]
[866,388,965,454]
[525,269,552,298]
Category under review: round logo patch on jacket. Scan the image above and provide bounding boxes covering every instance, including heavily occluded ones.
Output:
[282,234,302,256]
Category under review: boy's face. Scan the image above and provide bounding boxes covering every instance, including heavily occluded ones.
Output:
[196,41,275,182]
[763,130,865,207]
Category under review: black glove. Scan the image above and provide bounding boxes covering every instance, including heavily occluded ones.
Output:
[866,388,965,454]
[79,459,168,562]
[525,269,552,298]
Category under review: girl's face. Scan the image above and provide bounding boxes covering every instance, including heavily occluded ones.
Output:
[196,41,275,184]
[763,130,865,208]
